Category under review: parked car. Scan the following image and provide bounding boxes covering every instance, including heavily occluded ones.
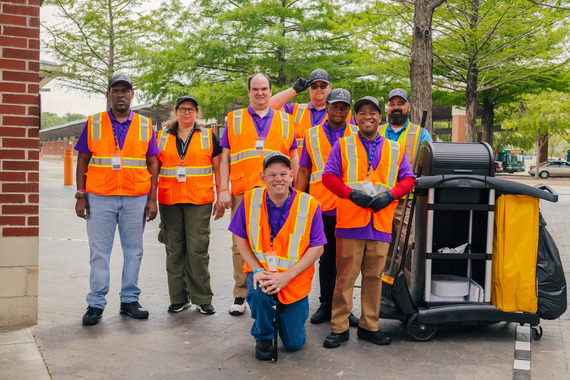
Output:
[529,160,570,178]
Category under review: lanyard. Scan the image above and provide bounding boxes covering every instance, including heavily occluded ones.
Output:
[326,121,346,145]
[111,121,128,152]
[253,113,270,135]
[360,133,379,176]
[311,109,326,126]
[178,129,193,164]
[266,190,291,246]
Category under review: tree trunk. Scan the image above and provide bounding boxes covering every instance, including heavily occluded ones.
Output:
[410,0,435,134]
[106,0,114,110]
[463,0,479,143]
[481,91,494,147]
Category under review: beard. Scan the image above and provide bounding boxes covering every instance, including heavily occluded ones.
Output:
[388,111,408,126]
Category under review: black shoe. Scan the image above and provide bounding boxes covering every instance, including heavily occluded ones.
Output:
[168,302,191,313]
[310,303,331,324]
[323,330,349,348]
[197,304,216,314]
[357,326,391,345]
[255,339,274,361]
[120,302,149,319]
[82,306,103,326]
[348,313,359,327]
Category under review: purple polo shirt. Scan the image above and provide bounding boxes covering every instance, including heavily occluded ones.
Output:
[299,120,350,217]
[220,106,298,150]
[74,109,159,157]
[228,187,327,248]
[323,132,414,242]
[283,101,356,127]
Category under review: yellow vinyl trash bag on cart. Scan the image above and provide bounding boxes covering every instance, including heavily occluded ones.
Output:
[491,194,539,313]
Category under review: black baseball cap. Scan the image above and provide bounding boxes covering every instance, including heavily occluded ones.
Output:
[108,73,132,90]
[354,96,382,114]
[388,88,409,102]
[176,95,199,108]
[326,88,352,105]
[309,69,330,83]
[263,152,291,170]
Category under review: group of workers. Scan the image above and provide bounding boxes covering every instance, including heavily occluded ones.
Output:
[74,69,432,361]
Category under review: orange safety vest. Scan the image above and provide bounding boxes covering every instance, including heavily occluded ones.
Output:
[379,123,423,166]
[226,108,295,195]
[292,103,353,156]
[156,127,215,205]
[304,123,358,212]
[336,134,404,233]
[242,187,319,304]
[86,111,152,196]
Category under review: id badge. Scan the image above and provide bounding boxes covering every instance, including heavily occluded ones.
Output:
[177,166,186,182]
[255,138,265,151]
[111,153,122,170]
[264,250,277,272]
[362,178,377,196]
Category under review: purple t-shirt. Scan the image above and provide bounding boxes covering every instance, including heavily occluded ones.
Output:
[220,106,298,150]
[299,120,351,217]
[323,132,414,242]
[228,187,327,248]
[74,109,159,157]
[283,101,356,127]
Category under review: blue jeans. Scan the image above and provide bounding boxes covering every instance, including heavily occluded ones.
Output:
[246,272,308,351]
[86,193,147,309]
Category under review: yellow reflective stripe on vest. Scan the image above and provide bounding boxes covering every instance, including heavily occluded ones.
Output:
[344,135,359,184]
[287,192,310,262]
[232,109,244,135]
[158,130,169,152]
[231,149,280,164]
[294,104,307,125]
[297,138,304,148]
[308,128,324,171]
[249,187,264,257]
[386,139,400,188]
[404,125,417,162]
[139,115,149,142]
[90,156,147,168]
[279,111,290,139]
[159,166,213,177]
[91,112,103,141]
[200,128,210,150]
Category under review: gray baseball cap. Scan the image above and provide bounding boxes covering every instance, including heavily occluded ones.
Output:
[388,88,409,102]
[263,151,291,170]
[354,96,382,114]
[326,88,352,105]
[309,69,330,83]
[108,73,132,90]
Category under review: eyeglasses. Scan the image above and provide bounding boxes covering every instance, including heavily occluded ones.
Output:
[310,83,329,90]
[178,107,197,114]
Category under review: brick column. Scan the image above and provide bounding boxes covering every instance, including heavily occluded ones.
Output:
[451,106,466,143]
[0,0,40,327]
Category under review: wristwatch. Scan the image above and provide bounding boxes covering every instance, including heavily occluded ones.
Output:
[75,191,86,200]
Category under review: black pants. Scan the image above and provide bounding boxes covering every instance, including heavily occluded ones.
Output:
[318,215,337,307]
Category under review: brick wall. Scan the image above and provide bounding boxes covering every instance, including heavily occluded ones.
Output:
[0,0,40,327]
[41,139,78,157]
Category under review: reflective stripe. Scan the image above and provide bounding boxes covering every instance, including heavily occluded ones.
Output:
[159,166,213,177]
[139,116,149,142]
[91,113,102,141]
[348,124,358,134]
[279,111,290,139]
[158,130,169,152]
[249,187,264,255]
[345,136,358,183]
[386,139,400,187]
[200,128,210,149]
[294,104,307,124]
[233,110,243,135]
[287,192,310,261]
[405,126,417,161]
[296,138,304,147]
[230,149,278,164]
[309,171,322,183]
[90,157,147,168]
[308,128,324,171]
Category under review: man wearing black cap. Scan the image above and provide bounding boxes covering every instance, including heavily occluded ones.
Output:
[269,69,354,158]
[74,73,160,326]
[320,96,415,348]
[228,152,326,360]
[379,88,432,285]
[296,88,360,326]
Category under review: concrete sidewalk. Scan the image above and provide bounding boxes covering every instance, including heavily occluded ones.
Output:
[1,159,569,379]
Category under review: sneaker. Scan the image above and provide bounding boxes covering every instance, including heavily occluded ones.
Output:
[357,326,391,345]
[323,330,349,348]
[120,301,149,319]
[168,302,191,313]
[310,303,331,324]
[229,297,247,316]
[196,304,215,314]
[348,313,359,327]
[255,339,274,361]
[82,306,103,326]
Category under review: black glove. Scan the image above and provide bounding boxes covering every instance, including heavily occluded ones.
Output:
[292,77,312,93]
[348,190,374,209]
[367,191,395,213]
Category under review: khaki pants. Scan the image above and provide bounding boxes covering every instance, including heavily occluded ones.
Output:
[384,198,413,283]
[331,237,389,333]
[231,193,248,298]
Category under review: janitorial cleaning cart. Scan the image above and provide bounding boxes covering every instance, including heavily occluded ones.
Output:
[380,142,566,341]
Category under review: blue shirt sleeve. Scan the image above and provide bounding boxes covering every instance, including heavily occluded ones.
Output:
[420,127,433,144]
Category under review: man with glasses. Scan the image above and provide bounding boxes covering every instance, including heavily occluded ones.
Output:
[218,73,299,317]
[320,96,415,348]
[269,69,354,158]
[74,73,159,326]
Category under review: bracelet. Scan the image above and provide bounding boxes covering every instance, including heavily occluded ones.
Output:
[77,190,86,193]
[252,268,264,275]
[219,188,229,192]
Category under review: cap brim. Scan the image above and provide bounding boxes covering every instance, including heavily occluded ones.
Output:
[264,156,291,169]
[354,99,379,113]
[109,80,132,89]
[327,99,351,105]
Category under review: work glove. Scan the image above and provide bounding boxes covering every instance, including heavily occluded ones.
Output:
[348,190,374,209]
[367,191,395,213]
[292,77,312,93]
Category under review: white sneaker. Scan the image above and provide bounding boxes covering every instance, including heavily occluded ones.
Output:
[229,297,247,316]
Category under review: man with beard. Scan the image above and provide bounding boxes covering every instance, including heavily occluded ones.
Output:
[379,88,432,286]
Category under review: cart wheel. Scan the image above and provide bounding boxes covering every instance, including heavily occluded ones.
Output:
[531,325,543,341]
[406,313,437,342]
